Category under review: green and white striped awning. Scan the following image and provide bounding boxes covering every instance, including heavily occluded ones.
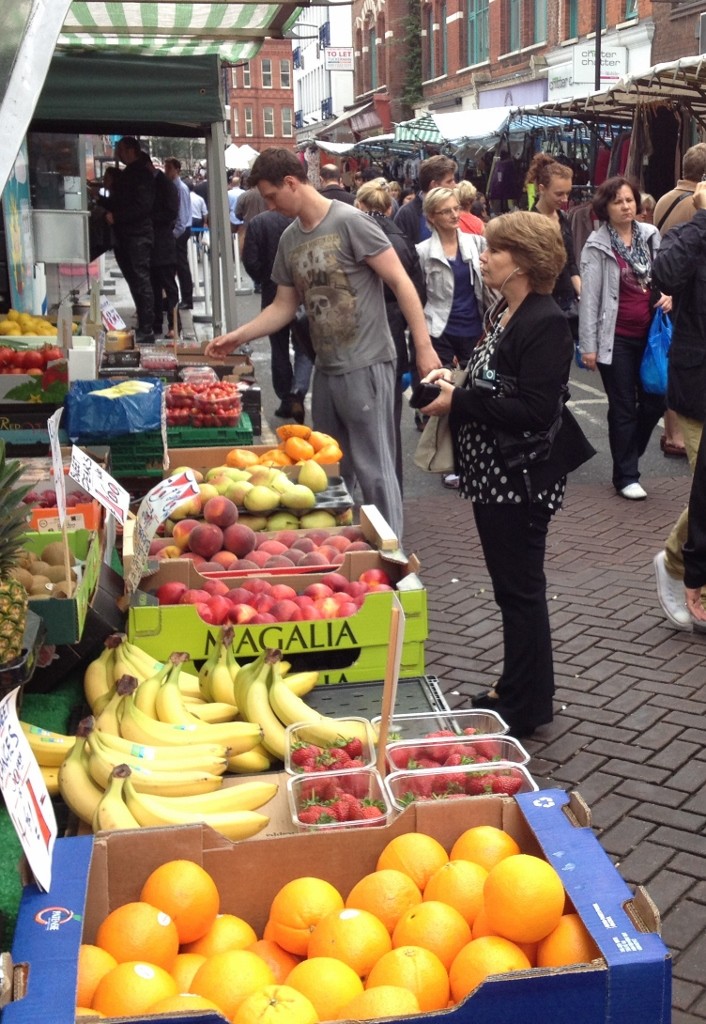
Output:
[58,2,304,62]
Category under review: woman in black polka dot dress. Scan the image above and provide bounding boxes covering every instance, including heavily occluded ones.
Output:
[418,211,595,737]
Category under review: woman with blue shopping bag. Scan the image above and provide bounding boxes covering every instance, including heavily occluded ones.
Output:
[578,177,672,500]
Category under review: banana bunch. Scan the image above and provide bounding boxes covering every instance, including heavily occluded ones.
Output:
[92,765,275,839]
[92,380,155,399]
[84,634,201,716]
[232,651,368,764]
[199,626,239,706]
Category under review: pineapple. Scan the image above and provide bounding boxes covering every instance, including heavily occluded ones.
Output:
[0,440,33,665]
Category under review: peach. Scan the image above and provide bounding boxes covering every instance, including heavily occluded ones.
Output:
[188,523,224,560]
[263,555,295,569]
[322,573,350,592]
[348,540,373,551]
[211,550,240,570]
[180,552,206,567]
[299,551,331,567]
[247,549,272,568]
[171,518,201,550]
[149,537,173,555]
[305,530,332,547]
[195,602,219,624]
[274,530,299,548]
[225,587,256,604]
[304,583,334,600]
[202,579,229,597]
[246,579,273,595]
[271,599,303,622]
[285,549,307,565]
[170,494,202,520]
[206,595,232,624]
[251,594,275,613]
[346,581,369,600]
[258,539,288,556]
[340,526,365,541]
[180,588,212,604]
[290,537,316,554]
[317,545,340,564]
[223,523,257,558]
[359,568,392,586]
[270,583,298,601]
[203,496,238,528]
[335,600,359,617]
[251,612,277,624]
[314,596,341,619]
[234,559,259,572]
[154,544,184,560]
[199,561,227,573]
[228,603,258,624]
[298,604,323,620]
[325,535,351,552]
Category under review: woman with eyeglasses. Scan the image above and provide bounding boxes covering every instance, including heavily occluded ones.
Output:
[416,187,491,487]
[579,176,672,500]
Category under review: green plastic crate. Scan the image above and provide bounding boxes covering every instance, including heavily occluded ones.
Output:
[167,413,253,448]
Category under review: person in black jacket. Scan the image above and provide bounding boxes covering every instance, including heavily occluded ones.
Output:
[419,211,595,737]
[393,154,457,246]
[146,159,179,338]
[106,137,156,344]
[650,181,706,629]
[355,178,426,491]
[242,209,313,423]
[318,164,355,205]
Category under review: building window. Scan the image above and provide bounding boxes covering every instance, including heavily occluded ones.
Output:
[232,108,239,136]
[625,0,637,16]
[280,59,291,88]
[242,62,251,87]
[567,0,578,37]
[370,28,377,90]
[532,0,549,41]
[425,5,436,79]
[282,107,293,136]
[231,68,237,88]
[466,0,489,65]
[245,106,253,136]
[508,0,521,51]
[262,59,272,88]
[441,2,448,75]
[263,106,275,136]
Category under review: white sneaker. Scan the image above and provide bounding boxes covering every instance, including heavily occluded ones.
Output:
[653,551,692,629]
[619,483,647,500]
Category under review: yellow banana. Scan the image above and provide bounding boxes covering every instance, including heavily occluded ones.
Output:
[87,730,228,777]
[94,675,138,736]
[268,667,371,747]
[178,670,203,700]
[83,645,116,712]
[88,752,224,796]
[92,765,141,833]
[89,727,228,763]
[58,723,104,826]
[233,651,268,714]
[186,702,238,724]
[282,671,319,698]
[132,660,172,718]
[240,650,287,761]
[227,743,275,774]
[119,638,202,699]
[118,691,263,753]
[124,778,278,816]
[123,780,270,840]
[40,764,60,797]
[21,722,74,767]
[200,627,239,706]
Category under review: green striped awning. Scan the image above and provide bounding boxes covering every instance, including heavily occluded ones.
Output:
[58,2,303,62]
[393,113,443,145]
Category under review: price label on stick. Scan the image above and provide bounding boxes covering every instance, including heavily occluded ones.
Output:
[69,445,130,526]
[125,469,200,594]
[46,408,67,525]
[0,689,57,893]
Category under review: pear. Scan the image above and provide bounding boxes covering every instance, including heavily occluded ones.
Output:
[205,465,230,482]
[173,466,204,483]
[298,460,329,493]
[227,480,254,505]
[244,485,281,512]
[300,510,337,529]
[238,514,269,530]
[223,467,252,482]
[266,512,301,531]
[267,470,294,495]
[280,484,316,511]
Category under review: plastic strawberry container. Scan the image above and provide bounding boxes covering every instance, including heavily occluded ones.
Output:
[385,733,530,773]
[284,717,376,775]
[384,762,538,810]
[287,767,394,830]
[371,708,509,744]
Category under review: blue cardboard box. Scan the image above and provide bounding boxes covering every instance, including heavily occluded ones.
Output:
[3,789,670,1023]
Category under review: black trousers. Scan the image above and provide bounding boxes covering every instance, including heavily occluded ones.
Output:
[114,234,154,334]
[175,228,193,308]
[151,264,179,335]
[472,500,555,731]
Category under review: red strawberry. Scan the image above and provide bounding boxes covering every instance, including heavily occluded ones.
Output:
[466,773,495,795]
[343,737,363,758]
[443,752,464,767]
[491,775,523,796]
[408,775,434,799]
[424,729,456,738]
[359,804,385,822]
[327,798,352,821]
[298,804,336,825]
[462,727,478,736]
[343,797,364,818]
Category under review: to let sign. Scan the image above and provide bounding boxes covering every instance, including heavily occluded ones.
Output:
[324,47,354,71]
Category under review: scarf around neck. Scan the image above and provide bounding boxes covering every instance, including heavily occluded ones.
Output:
[608,221,652,289]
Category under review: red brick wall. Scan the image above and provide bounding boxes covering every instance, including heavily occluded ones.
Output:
[228,39,295,153]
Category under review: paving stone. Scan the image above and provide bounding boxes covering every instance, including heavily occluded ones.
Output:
[661,899,706,951]
[644,869,696,920]
[596,819,658,861]
[673,978,705,1014]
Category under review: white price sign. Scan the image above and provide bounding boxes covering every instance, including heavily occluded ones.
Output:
[46,408,67,526]
[0,689,57,893]
[69,445,130,526]
[125,469,200,593]
[100,296,127,331]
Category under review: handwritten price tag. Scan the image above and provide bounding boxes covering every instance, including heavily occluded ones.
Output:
[0,689,57,893]
[125,470,199,594]
[69,445,130,526]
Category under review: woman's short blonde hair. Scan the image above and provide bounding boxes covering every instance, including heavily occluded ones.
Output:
[456,180,478,209]
[354,178,392,214]
[485,211,566,295]
[422,186,458,220]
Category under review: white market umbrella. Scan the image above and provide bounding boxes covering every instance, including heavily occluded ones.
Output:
[224,142,259,169]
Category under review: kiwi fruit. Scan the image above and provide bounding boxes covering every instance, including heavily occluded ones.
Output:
[30,560,53,578]
[45,564,77,583]
[17,550,37,570]
[51,581,74,598]
[41,542,74,567]
[30,578,53,596]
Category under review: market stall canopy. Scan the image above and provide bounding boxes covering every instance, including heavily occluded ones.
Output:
[225,143,260,169]
[394,106,573,149]
[530,55,706,129]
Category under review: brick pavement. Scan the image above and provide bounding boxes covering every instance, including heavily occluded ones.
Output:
[403,475,706,1023]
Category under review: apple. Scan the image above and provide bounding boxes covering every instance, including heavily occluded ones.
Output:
[179,588,212,605]
[251,594,275,614]
[246,579,273,595]
[251,612,277,624]
[228,603,259,624]
[313,596,340,619]
[195,601,220,624]
[225,586,256,605]
[202,579,229,597]
[156,581,188,605]
[322,572,350,593]
[271,599,303,621]
[269,583,298,602]
[303,583,334,600]
[298,604,323,620]
[345,581,369,600]
[335,601,358,617]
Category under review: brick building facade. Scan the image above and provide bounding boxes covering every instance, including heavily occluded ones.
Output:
[227,39,295,154]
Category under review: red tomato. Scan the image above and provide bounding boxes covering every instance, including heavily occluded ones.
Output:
[18,349,45,371]
[42,345,63,364]
[0,346,15,367]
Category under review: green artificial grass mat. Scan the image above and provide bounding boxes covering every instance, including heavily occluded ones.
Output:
[0,669,85,952]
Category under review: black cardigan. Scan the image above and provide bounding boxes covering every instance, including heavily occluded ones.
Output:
[449,291,595,494]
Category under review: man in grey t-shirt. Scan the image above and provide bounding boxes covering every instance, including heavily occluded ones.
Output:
[206,148,440,539]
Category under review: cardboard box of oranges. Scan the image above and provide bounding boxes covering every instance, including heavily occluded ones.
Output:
[4,790,669,1023]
